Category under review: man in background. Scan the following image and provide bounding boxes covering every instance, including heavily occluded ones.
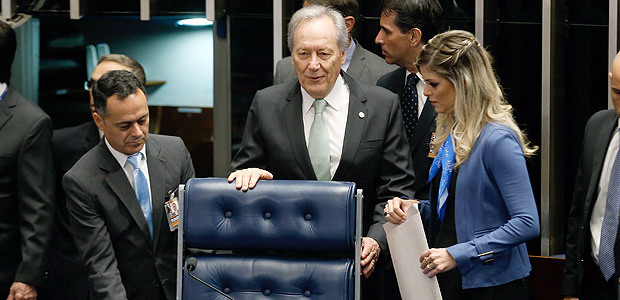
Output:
[375,0,442,202]
[0,20,55,300]
[229,6,415,299]
[563,52,620,300]
[64,70,194,299]
[273,0,397,85]
[41,54,146,300]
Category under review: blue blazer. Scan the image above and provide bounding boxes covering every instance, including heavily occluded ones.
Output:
[437,123,540,289]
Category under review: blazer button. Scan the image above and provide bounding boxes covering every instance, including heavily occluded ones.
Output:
[153,280,159,287]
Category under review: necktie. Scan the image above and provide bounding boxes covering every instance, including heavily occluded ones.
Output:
[127,153,153,237]
[599,128,620,280]
[308,99,331,181]
[402,73,420,142]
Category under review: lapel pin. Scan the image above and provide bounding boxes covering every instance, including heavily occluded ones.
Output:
[358,112,365,119]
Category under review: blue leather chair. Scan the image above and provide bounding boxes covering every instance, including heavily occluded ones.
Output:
[176,178,362,300]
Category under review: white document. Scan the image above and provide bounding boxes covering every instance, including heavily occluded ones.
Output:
[384,204,443,300]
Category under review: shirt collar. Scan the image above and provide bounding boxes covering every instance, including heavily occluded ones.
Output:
[345,37,356,63]
[405,70,424,85]
[104,137,148,168]
[301,74,346,114]
[0,83,7,104]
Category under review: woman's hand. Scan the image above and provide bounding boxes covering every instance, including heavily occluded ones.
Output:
[420,248,457,278]
[384,197,419,224]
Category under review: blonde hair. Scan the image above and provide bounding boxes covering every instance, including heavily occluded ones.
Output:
[416,30,537,166]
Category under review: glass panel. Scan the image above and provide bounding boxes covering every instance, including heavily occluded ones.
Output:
[484,5,543,255]
[229,14,274,156]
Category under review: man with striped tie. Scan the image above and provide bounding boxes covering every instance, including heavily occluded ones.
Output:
[563,52,620,300]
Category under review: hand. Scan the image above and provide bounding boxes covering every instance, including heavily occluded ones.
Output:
[360,237,381,278]
[563,297,579,300]
[384,197,419,224]
[227,168,273,191]
[7,282,37,300]
[420,248,457,278]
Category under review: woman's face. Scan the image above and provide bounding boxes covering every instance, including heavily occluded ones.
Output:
[420,65,456,114]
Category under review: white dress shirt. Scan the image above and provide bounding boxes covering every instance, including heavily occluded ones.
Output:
[404,70,427,118]
[105,138,153,207]
[301,74,349,179]
[590,120,620,263]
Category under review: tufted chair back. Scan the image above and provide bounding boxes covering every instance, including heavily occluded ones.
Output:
[176,178,362,300]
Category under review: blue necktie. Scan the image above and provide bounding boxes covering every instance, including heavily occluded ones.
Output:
[402,73,420,142]
[599,128,620,280]
[127,153,153,237]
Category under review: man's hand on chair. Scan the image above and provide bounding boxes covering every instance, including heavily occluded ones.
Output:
[228,168,274,191]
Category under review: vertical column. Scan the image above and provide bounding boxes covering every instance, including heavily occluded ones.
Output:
[1,0,16,20]
[609,0,618,109]
[273,0,283,75]
[475,0,484,45]
[541,0,552,256]
[69,0,85,20]
[213,14,232,177]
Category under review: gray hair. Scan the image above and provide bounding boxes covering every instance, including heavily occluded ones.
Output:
[287,5,348,52]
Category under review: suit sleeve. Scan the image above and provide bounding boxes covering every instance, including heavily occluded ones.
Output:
[367,94,416,253]
[446,131,540,276]
[562,113,602,297]
[14,114,55,286]
[180,139,196,182]
[63,173,127,300]
[230,92,271,172]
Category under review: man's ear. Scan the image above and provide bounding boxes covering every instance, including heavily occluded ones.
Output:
[410,28,422,46]
[344,16,356,34]
[93,112,105,131]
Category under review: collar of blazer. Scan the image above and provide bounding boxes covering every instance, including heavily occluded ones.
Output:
[283,71,367,180]
[97,136,168,248]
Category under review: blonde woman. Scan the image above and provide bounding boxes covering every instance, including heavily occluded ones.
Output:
[384,30,540,299]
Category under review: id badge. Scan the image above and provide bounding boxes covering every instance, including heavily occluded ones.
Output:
[164,189,180,231]
[428,132,437,158]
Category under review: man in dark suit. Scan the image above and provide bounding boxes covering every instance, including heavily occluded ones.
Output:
[0,20,55,300]
[563,52,620,300]
[375,0,442,201]
[273,0,397,85]
[63,70,194,300]
[228,6,415,299]
[42,54,145,300]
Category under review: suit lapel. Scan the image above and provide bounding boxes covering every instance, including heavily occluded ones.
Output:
[146,138,166,250]
[99,142,153,247]
[334,73,366,180]
[409,100,436,152]
[284,82,317,179]
[0,89,17,132]
[586,112,619,208]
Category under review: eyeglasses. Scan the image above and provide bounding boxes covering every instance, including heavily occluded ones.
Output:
[83,78,96,91]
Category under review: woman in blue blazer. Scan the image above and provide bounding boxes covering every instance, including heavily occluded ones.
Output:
[384,30,540,299]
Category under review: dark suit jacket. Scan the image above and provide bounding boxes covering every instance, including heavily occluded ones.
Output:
[377,67,437,200]
[0,88,55,287]
[63,134,195,300]
[273,39,398,85]
[231,72,416,254]
[40,120,100,299]
[563,109,619,297]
